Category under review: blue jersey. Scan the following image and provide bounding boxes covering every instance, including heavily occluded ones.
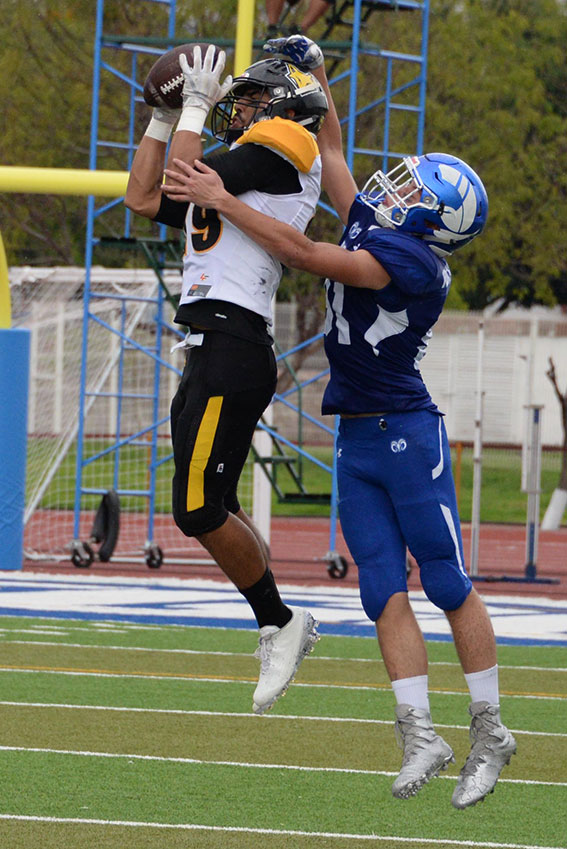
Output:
[322,196,451,415]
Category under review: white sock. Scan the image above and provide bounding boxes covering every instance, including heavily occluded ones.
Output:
[391,674,430,712]
[464,664,499,705]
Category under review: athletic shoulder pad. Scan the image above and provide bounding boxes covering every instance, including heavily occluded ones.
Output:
[235,117,319,174]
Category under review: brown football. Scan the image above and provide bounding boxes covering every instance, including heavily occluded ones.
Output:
[143,43,222,109]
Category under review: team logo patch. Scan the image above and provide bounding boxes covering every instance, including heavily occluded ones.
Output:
[390,439,407,453]
[188,283,212,297]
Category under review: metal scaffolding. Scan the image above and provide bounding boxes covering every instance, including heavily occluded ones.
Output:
[74,0,430,572]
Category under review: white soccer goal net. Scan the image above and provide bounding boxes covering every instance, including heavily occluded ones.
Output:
[10,267,263,566]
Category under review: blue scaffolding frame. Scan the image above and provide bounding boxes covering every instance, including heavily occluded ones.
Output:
[73,0,430,571]
[72,0,180,568]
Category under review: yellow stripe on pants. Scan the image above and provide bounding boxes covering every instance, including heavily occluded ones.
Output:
[186,396,224,512]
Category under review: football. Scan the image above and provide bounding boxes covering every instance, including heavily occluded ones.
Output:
[143,43,222,110]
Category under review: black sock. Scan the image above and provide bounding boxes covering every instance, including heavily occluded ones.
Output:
[240,569,292,629]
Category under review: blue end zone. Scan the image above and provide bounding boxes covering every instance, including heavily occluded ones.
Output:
[0,606,563,646]
[0,574,566,646]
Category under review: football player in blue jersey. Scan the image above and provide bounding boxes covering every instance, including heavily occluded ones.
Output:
[162,36,517,809]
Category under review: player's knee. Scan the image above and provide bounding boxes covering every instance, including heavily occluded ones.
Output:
[359,573,402,622]
[172,501,228,537]
[420,559,472,611]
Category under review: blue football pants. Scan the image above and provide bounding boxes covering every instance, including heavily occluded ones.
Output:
[337,410,472,621]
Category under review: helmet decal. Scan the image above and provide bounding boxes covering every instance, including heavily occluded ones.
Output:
[284,63,317,91]
[437,164,479,236]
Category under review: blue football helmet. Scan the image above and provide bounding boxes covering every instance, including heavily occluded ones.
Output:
[359,153,488,256]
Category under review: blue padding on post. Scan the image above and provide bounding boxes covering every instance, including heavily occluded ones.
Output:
[0,328,30,570]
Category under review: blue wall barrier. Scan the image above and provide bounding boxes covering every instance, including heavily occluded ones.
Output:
[0,327,30,570]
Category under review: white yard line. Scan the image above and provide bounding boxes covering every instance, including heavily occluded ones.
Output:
[0,700,565,738]
[0,665,563,700]
[0,814,560,849]
[2,639,566,674]
[0,745,565,789]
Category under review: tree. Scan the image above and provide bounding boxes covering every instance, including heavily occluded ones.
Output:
[425,0,567,311]
[0,0,95,263]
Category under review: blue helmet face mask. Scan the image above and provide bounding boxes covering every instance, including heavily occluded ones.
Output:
[359,153,489,256]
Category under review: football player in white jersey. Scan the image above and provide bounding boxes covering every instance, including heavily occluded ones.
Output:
[125,46,327,715]
[162,37,517,810]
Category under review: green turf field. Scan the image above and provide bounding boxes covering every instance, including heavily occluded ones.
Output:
[0,616,565,848]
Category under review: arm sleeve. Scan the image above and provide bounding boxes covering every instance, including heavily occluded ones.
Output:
[153,194,189,229]
[205,144,302,196]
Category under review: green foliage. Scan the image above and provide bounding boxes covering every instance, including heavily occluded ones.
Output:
[0,0,95,263]
[425,0,567,309]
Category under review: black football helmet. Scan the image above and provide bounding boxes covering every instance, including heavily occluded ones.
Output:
[211,57,328,144]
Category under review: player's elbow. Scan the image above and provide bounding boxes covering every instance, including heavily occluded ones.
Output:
[124,192,156,219]
[124,193,140,214]
[124,180,160,219]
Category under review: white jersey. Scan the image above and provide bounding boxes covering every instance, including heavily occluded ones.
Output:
[178,117,322,325]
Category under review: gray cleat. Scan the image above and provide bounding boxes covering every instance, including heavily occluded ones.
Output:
[452,701,517,809]
[392,704,455,799]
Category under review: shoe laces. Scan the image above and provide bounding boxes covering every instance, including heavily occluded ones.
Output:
[395,712,435,760]
[462,709,507,775]
[254,626,279,674]
[470,709,503,747]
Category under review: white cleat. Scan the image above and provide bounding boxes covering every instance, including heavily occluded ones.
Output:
[252,607,319,715]
[452,701,517,809]
[392,704,455,799]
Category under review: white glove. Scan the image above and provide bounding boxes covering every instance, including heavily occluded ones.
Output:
[144,104,181,143]
[177,45,233,135]
[263,35,324,69]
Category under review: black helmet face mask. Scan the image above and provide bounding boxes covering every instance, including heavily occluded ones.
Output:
[211,58,328,144]
[212,85,272,144]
